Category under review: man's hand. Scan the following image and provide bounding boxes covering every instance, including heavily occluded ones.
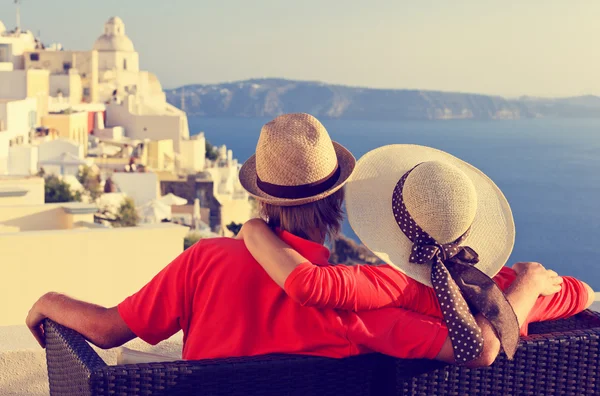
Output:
[512,262,563,296]
[26,295,49,348]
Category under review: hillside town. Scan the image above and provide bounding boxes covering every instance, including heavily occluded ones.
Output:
[0,16,255,393]
[0,16,252,238]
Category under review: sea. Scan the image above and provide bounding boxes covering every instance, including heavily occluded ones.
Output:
[188,116,600,289]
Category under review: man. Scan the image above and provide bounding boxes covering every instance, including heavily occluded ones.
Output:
[26,114,591,367]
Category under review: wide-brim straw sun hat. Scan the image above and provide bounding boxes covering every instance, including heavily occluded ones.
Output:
[239,113,355,206]
[346,144,515,287]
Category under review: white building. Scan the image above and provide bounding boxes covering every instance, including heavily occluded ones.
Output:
[179,133,206,172]
[206,145,247,199]
[84,16,190,154]
[94,17,140,78]
[204,144,252,231]
[49,71,83,106]
[0,33,49,176]
[37,138,83,163]
[34,137,92,176]
[111,172,160,206]
[0,97,38,174]
[8,144,37,175]
[39,152,93,177]
[0,23,38,70]
[17,16,203,173]
[0,23,49,118]
[105,94,189,153]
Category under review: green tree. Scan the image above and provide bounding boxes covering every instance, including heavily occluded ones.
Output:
[205,140,218,161]
[226,222,243,236]
[77,166,102,201]
[44,174,81,203]
[113,197,139,227]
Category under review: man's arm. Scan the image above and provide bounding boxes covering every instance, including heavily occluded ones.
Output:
[26,292,135,349]
[26,239,201,349]
[512,263,595,326]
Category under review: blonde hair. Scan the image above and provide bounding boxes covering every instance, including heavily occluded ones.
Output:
[259,188,345,243]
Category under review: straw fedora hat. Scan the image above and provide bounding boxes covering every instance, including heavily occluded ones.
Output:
[239,113,355,206]
[346,144,515,286]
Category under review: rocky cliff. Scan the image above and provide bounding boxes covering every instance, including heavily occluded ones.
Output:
[166,79,600,121]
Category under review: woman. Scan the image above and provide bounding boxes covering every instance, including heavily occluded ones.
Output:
[239,144,594,342]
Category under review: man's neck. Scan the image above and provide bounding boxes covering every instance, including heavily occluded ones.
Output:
[289,228,324,245]
[269,222,325,245]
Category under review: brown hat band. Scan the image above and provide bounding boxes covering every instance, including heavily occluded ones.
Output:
[392,164,520,364]
[256,163,341,200]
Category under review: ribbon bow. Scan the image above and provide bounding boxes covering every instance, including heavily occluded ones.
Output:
[393,165,520,364]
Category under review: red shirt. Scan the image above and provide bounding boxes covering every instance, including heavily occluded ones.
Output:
[118,231,448,360]
[284,256,590,336]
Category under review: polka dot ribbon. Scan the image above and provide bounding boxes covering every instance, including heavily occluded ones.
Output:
[392,164,520,364]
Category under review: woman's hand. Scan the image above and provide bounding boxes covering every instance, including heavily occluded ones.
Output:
[512,262,563,297]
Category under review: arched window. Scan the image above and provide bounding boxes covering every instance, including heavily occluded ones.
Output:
[123,59,127,70]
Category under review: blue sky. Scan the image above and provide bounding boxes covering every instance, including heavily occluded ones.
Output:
[1,0,599,97]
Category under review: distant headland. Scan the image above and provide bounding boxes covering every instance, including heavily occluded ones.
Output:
[165,79,600,121]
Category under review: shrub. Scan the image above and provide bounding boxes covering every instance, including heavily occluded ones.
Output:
[77,166,102,201]
[113,197,139,227]
[205,140,218,161]
[44,174,82,203]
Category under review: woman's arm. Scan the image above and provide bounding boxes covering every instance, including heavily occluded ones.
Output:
[437,263,562,367]
[238,218,413,310]
[237,218,307,288]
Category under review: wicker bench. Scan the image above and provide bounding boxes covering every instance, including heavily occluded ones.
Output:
[44,310,600,396]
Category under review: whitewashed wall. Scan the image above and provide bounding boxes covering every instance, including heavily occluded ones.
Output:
[37,139,82,163]
[112,172,159,206]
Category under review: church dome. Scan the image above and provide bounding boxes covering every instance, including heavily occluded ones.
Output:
[0,21,6,34]
[93,35,135,52]
[93,16,135,52]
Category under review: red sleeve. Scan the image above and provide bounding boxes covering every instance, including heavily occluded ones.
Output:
[492,267,590,335]
[284,262,439,312]
[347,308,448,359]
[118,243,198,345]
